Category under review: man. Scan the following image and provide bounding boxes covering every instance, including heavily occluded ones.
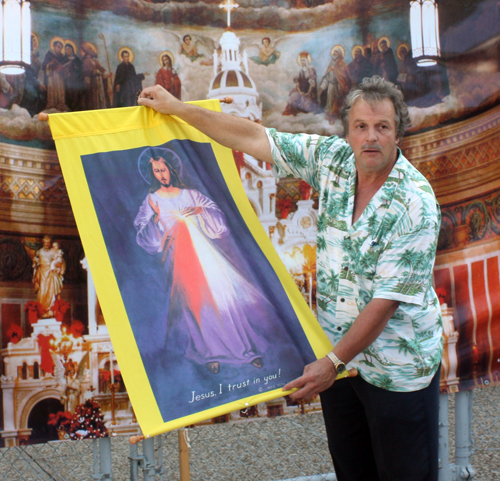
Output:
[138,76,442,481]
[113,49,145,107]
[134,150,267,374]
[155,53,181,100]
[319,46,351,122]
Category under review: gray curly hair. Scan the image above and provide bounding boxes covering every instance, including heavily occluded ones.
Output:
[339,76,411,141]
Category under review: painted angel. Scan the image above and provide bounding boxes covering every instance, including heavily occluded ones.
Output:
[244,37,285,66]
[163,32,216,65]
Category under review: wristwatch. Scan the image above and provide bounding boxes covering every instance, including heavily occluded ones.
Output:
[326,351,347,375]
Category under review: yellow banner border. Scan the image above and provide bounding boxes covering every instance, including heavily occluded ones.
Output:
[48,102,333,437]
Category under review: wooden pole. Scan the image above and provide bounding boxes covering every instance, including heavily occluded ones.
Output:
[178,428,190,481]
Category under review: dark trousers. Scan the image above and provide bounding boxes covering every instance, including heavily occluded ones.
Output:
[320,369,440,481]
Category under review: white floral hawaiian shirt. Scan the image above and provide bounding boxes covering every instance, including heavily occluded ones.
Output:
[266,128,443,392]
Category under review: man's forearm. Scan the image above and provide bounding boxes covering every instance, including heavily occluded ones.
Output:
[138,85,274,164]
[282,297,399,400]
[332,298,399,364]
[171,102,274,164]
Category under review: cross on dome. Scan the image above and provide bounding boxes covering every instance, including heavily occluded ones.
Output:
[219,0,239,28]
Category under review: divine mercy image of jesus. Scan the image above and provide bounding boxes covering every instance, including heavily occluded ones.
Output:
[134,147,268,375]
[81,139,316,422]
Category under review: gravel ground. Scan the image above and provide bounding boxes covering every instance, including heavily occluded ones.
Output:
[1,387,499,480]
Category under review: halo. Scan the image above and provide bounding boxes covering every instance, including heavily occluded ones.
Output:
[351,44,364,60]
[64,39,78,55]
[50,36,65,52]
[81,41,97,57]
[378,36,391,49]
[330,45,345,59]
[296,52,311,66]
[138,147,183,185]
[31,32,40,51]
[397,43,410,61]
[118,47,134,63]
[158,50,174,67]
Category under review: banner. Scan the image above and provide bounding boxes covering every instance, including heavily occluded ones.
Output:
[47,101,335,437]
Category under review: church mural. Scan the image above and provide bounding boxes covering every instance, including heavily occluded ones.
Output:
[0,0,499,445]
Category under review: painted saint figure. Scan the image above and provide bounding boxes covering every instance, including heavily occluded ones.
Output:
[113,48,145,107]
[82,42,108,110]
[283,52,320,116]
[32,235,66,317]
[134,148,266,374]
[42,38,68,111]
[155,52,181,100]
[62,42,84,111]
[319,46,351,122]
[374,38,398,84]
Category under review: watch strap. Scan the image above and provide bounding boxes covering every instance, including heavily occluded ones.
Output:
[326,351,346,371]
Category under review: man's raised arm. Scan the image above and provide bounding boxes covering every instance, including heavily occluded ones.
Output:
[138,85,274,165]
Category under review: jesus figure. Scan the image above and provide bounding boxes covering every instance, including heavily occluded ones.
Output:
[134,148,267,374]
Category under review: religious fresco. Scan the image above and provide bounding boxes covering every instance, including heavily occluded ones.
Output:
[0,0,499,445]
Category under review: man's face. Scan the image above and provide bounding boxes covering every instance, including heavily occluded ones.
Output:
[151,159,171,187]
[300,57,307,67]
[263,38,270,47]
[43,237,51,249]
[346,98,399,177]
[122,52,130,63]
[354,48,362,60]
[380,41,388,52]
[162,55,171,67]
[54,43,63,54]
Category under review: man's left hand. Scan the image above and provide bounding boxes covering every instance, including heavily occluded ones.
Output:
[283,356,337,400]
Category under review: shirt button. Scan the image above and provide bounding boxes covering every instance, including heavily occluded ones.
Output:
[340,298,345,302]
[337,326,342,331]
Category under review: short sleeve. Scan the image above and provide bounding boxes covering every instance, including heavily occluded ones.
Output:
[265,128,324,191]
[372,219,440,305]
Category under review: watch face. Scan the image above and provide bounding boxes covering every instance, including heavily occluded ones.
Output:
[336,363,347,374]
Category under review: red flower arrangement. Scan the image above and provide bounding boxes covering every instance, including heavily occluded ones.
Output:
[276,197,293,219]
[298,180,312,200]
[24,301,43,324]
[48,411,73,430]
[435,287,448,305]
[6,324,23,344]
[99,369,122,385]
[52,299,70,323]
[68,400,108,440]
[69,320,86,338]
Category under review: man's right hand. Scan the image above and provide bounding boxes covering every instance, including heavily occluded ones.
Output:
[282,356,337,400]
[138,85,182,116]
